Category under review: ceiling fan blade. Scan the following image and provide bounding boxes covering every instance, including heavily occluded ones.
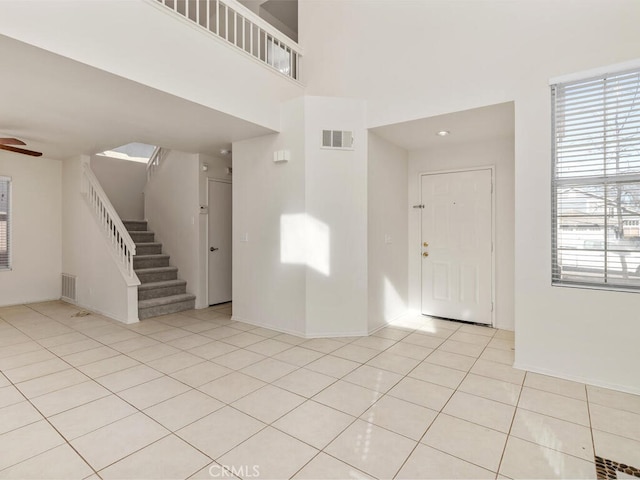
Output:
[0,144,42,157]
[0,138,26,146]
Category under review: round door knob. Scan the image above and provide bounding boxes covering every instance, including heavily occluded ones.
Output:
[423,252,429,257]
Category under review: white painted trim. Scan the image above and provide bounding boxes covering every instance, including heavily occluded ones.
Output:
[548,58,640,85]
[514,361,640,396]
[305,330,369,339]
[367,310,411,335]
[64,297,138,325]
[0,297,61,308]
[230,315,370,339]
[417,166,496,327]
[231,315,305,337]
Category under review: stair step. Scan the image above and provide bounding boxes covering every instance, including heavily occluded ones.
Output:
[135,242,163,255]
[133,254,170,269]
[138,294,196,320]
[138,279,187,300]
[123,220,148,231]
[135,266,178,283]
[130,231,155,243]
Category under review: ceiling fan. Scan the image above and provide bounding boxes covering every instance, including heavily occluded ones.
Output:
[0,138,42,157]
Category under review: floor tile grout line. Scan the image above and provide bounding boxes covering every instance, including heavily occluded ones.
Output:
[494,370,527,477]
[0,358,102,478]
[196,326,431,478]
[390,324,499,479]
[1,303,532,480]
[513,402,593,429]
[93,431,211,477]
[19,328,231,476]
[0,307,252,474]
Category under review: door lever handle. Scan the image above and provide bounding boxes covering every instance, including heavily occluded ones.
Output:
[210,247,219,252]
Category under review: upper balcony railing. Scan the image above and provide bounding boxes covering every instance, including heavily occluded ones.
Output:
[146,146,168,180]
[155,0,302,81]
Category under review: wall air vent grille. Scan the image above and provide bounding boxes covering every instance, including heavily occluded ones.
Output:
[61,273,77,302]
[321,130,354,150]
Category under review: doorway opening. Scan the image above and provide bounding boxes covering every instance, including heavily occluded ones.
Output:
[208,179,232,306]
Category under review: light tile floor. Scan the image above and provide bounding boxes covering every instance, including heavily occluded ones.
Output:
[0,301,639,479]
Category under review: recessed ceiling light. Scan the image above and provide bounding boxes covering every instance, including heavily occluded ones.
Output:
[436,130,450,137]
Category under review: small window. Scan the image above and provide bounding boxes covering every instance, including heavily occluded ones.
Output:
[552,67,640,291]
[0,177,10,270]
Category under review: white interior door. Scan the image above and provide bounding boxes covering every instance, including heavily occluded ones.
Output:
[421,169,493,325]
[208,180,232,305]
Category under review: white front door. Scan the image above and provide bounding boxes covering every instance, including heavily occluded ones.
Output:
[208,180,232,305]
[421,169,493,325]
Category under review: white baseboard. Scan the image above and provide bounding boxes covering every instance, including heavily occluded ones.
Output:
[231,315,305,338]
[305,330,369,339]
[513,361,640,396]
[231,312,414,339]
[231,315,369,339]
[367,311,411,335]
[67,299,138,325]
[0,297,63,309]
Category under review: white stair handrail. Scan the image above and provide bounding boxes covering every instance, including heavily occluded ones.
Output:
[152,0,303,81]
[81,164,137,278]
[146,146,167,180]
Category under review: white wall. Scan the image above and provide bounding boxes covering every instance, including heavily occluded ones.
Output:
[0,152,61,305]
[234,96,370,337]
[91,154,146,221]
[408,136,515,330]
[304,97,369,336]
[300,0,640,393]
[61,156,138,323]
[197,153,233,309]
[233,97,307,335]
[144,150,201,305]
[368,132,409,332]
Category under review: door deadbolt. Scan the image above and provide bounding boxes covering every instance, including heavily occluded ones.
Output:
[423,242,429,247]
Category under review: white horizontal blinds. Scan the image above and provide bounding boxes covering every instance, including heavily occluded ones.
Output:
[552,68,640,289]
[0,177,10,270]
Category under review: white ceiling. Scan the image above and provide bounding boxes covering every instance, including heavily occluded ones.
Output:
[370,102,515,151]
[0,35,274,160]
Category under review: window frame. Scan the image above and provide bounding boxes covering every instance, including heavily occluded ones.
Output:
[0,176,11,272]
[551,67,640,293]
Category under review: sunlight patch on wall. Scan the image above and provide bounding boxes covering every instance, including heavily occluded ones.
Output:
[281,213,330,276]
[383,276,405,321]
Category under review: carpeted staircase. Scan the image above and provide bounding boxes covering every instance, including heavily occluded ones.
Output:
[123,220,196,320]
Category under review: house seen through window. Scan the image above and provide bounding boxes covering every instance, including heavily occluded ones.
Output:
[552,67,640,290]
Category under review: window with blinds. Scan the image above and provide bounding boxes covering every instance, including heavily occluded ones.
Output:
[0,177,10,270]
[552,67,640,290]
